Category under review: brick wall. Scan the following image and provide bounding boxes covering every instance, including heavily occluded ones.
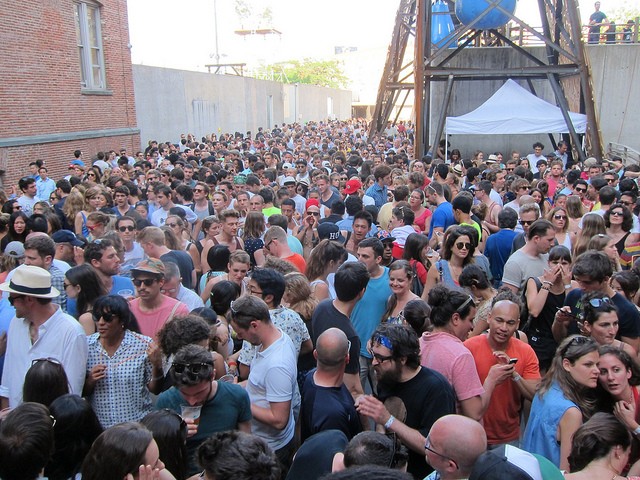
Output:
[0,0,138,185]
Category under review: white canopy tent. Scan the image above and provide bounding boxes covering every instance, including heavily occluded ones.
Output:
[445,79,587,135]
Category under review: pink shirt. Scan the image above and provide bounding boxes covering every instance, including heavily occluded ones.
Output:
[419,331,485,402]
[130,295,190,339]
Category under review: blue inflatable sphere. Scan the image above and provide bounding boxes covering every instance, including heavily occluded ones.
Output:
[455,0,517,30]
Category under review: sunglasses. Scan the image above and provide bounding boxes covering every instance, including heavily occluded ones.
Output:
[586,297,612,308]
[92,312,117,323]
[132,278,157,287]
[575,187,586,193]
[560,335,591,358]
[455,242,472,250]
[308,211,320,216]
[610,211,624,217]
[172,362,211,375]
[519,219,534,226]
[8,295,25,306]
[118,225,135,232]
[519,185,530,190]
[553,214,567,220]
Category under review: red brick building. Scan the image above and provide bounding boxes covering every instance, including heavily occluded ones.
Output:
[0,0,139,186]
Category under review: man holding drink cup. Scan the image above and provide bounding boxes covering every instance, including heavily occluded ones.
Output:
[156,344,251,477]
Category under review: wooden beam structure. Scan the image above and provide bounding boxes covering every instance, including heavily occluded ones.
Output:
[369,0,602,161]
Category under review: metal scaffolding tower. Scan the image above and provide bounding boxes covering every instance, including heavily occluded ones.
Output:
[369,0,602,162]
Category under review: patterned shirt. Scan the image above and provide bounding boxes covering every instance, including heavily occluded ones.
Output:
[238,307,310,366]
[86,330,154,428]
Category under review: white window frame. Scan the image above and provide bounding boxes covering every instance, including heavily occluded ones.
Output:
[74,1,107,91]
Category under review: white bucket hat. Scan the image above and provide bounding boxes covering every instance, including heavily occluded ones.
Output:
[0,265,59,298]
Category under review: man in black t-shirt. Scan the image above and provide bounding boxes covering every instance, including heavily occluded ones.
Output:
[312,262,370,400]
[356,323,456,479]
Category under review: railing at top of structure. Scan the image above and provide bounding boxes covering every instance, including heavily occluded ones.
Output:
[472,18,640,46]
[608,143,640,167]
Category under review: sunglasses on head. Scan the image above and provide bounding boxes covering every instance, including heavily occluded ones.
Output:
[455,242,472,250]
[172,362,211,375]
[132,278,157,287]
[118,226,135,232]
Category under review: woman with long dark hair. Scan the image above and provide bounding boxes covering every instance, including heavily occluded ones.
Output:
[46,394,103,480]
[81,422,172,480]
[141,410,188,480]
[65,264,107,335]
[0,210,29,250]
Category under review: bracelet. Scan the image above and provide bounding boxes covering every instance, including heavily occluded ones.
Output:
[634,426,640,436]
[384,415,395,429]
[542,280,552,286]
[227,360,238,367]
[513,373,522,382]
[541,285,550,291]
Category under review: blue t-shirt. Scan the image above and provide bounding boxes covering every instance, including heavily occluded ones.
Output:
[351,268,393,357]
[428,201,455,239]
[157,381,252,476]
[485,229,518,284]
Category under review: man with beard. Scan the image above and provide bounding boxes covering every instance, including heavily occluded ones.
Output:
[356,323,456,478]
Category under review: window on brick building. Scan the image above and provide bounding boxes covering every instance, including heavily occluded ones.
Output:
[74,1,106,90]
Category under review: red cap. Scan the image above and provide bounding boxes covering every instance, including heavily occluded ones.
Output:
[305,199,320,210]
[342,178,362,195]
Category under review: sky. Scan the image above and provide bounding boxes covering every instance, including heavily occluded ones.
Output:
[126,0,631,72]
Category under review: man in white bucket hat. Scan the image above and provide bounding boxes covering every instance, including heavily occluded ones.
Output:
[0,265,88,408]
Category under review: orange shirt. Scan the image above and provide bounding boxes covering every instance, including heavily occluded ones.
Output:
[464,334,540,445]
[283,253,306,273]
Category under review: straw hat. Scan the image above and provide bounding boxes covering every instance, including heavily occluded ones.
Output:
[0,265,59,298]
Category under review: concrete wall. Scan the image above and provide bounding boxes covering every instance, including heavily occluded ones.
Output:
[133,65,351,146]
[427,45,640,158]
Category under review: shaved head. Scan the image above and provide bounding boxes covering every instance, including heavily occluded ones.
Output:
[428,414,487,476]
[315,327,349,368]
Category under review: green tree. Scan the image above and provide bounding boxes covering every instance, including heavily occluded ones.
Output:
[281,58,349,89]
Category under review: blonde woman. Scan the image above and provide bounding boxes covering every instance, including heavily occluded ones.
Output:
[75,186,105,238]
[546,206,574,250]
[165,214,201,277]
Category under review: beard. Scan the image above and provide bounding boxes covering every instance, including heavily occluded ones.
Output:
[376,362,403,389]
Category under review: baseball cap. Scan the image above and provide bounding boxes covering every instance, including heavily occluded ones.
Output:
[305,199,320,210]
[343,179,362,195]
[317,223,346,243]
[282,163,294,170]
[51,229,84,247]
[470,445,543,480]
[4,241,25,259]
[131,258,166,277]
[376,230,396,243]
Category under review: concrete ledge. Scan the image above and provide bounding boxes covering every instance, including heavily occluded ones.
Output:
[0,128,141,147]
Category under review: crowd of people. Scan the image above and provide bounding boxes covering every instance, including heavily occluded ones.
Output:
[3,119,640,480]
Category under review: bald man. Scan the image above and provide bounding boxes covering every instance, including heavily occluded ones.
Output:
[424,414,487,479]
[300,328,363,442]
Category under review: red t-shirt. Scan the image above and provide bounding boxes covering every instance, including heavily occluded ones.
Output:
[283,253,306,273]
[464,334,540,445]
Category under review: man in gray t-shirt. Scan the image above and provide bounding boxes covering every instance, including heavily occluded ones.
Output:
[502,219,556,293]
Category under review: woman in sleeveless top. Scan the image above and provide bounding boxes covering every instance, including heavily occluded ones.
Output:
[409,189,431,234]
[606,203,634,256]
[422,225,475,296]
[523,336,600,470]
[381,261,420,324]
[242,212,266,268]
[525,245,576,373]
[547,207,575,251]
[75,186,104,238]
[305,239,347,301]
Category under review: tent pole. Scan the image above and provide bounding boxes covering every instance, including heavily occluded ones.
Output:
[432,75,454,163]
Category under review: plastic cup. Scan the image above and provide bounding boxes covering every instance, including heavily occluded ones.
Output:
[218,374,236,383]
[117,289,134,298]
[180,405,202,425]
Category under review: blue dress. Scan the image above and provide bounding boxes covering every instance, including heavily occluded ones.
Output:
[522,382,579,467]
